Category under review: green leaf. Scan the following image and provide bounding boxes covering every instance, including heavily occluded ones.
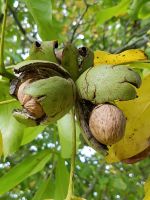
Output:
[96,0,130,24]
[138,1,150,19]
[32,177,55,200]
[0,80,24,157]
[0,0,2,15]
[57,113,81,159]
[22,0,58,40]
[54,157,69,200]
[0,80,45,157]
[61,44,79,81]
[128,0,146,19]
[113,177,127,190]
[145,48,150,59]
[21,126,45,145]
[5,49,23,63]
[0,149,51,195]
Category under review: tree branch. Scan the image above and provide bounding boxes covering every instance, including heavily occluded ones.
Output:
[83,164,105,199]
[8,5,26,35]
[0,99,17,105]
[69,0,90,43]
[83,177,97,198]
[8,5,35,43]
[115,36,149,53]
[0,0,8,75]
[114,22,150,53]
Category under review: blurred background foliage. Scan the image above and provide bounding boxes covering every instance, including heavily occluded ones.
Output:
[0,0,150,199]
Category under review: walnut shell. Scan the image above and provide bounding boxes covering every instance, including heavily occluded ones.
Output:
[89,104,126,145]
[24,98,44,118]
[17,79,32,105]
[17,79,44,119]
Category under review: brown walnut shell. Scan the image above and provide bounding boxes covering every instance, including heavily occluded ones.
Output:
[17,78,45,119]
[89,104,126,145]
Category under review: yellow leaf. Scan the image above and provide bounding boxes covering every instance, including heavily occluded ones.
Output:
[143,178,150,200]
[106,74,150,163]
[94,49,147,66]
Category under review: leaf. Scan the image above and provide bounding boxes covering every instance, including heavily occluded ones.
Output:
[22,0,58,40]
[106,74,150,163]
[129,61,150,71]
[61,44,79,81]
[145,48,150,59]
[5,49,23,63]
[0,0,2,14]
[0,149,51,194]
[113,177,127,190]
[96,0,130,25]
[0,80,24,157]
[54,157,69,200]
[32,176,55,200]
[128,0,146,19]
[0,80,45,157]
[94,49,147,66]
[143,177,150,200]
[57,113,81,158]
[21,126,45,145]
[0,132,3,157]
[139,1,150,19]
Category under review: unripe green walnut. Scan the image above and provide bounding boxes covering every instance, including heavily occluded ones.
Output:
[10,60,76,126]
[17,79,45,119]
[89,104,126,145]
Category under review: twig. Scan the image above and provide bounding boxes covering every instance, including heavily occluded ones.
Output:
[0,99,17,105]
[69,0,90,43]
[115,36,149,53]
[65,109,76,200]
[83,178,97,198]
[9,5,26,35]
[8,5,35,43]
[83,164,104,199]
[73,18,93,40]
[126,22,150,44]
[114,22,150,53]
[0,0,8,75]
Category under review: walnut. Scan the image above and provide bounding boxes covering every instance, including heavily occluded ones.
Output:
[89,104,126,145]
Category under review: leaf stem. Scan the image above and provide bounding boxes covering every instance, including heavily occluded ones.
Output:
[65,109,76,200]
[0,0,15,79]
[0,99,17,105]
[0,0,8,74]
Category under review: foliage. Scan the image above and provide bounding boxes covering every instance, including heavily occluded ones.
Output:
[0,0,150,200]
